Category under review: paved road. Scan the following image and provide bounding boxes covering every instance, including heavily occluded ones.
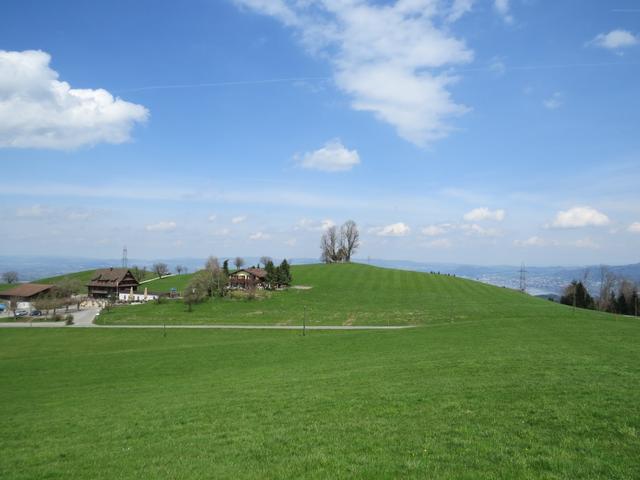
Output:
[0,308,414,330]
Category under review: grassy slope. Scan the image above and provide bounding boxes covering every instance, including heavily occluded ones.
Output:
[140,273,193,294]
[1,313,639,479]
[100,263,583,326]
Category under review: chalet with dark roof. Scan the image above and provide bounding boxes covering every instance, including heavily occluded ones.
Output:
[87,268,139,298]
[228,268,267,289]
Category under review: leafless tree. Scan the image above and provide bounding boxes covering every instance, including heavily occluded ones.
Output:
[205,256,220,273]
[321,221,360,263]
[340,220,360,262]
[234,257,245,271]
[153,262,169,279]
[2,271,18,284]
[320,225,339,263]
[259,256,272,268]
[176,265,184,275]
[598,266,616,311]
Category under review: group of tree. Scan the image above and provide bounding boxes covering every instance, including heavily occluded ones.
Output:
[560,281,596,310]
[152,262,170,278]
[183,256,229,311]
[320,220,360,263]
[130,265,148,282]
[264,259,292,289]
[561,268,639,316]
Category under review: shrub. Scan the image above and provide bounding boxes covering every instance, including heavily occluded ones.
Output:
[65,314,74,325]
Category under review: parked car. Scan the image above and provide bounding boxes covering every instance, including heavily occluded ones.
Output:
[30,310,42,316]
[15,310,29,317]
[0,303,6,312]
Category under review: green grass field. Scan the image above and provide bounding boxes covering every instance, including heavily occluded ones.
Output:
[101,263,580,326]
[2,263,639,478]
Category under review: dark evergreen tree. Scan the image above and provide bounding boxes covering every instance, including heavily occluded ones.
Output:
[278,259,291,286]
[616,292,628,316]
[265,261,276,289]
[560,280,595,310]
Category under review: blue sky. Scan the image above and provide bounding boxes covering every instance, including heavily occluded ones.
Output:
[0,0,639,265]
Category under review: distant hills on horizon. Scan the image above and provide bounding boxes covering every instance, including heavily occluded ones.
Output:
[1,255,638,296]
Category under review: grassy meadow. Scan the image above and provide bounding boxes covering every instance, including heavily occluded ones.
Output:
[2,311,640,479]
[2,263,639,478]
[101,263,589,326]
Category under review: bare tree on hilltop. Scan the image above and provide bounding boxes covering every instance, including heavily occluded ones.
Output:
[2,271,18,284]
[234,257,245,271]
[320,220,360,263]
[153,262,169,278]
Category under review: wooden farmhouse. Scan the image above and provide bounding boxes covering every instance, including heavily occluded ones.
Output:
[228,268,267,289]
[87,268,139,298]
[0,283,54,302]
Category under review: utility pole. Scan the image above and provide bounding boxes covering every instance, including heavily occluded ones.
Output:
[519,263,527,293]
[303,305,307,337]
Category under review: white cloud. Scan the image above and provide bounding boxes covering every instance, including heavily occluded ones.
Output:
[66,211,91,221]
[543,92,563,110]
[234,0,473,146]
[231,215,247,224]
[16,204,48,217]
[145,221,176,232]
[295,217,335,231]
[370,222,411,237]
[551,206,610,228]
[296,139,360,172]
[285,238,297,246]
[514,236,553,247]
[628,222,640,233]
[448,0,475,22]
[494,0,513,23]
[588,30,639,50]
[463,207,505,222]
[208,214,217,222]
[0,50,148,149]
[421,224,449,236]
[460,223,501,237]
[249,231,271,240]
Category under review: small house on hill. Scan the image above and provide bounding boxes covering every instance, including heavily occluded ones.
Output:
[228,268,267,289]
[87,268,139,298]
[0,283,54,301]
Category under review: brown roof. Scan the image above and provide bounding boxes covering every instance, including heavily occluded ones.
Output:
[0,283,53,298]
[231,268,268,279]
[87,268,138,288]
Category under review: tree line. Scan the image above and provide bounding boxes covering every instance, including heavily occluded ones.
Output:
[561,267,639,316]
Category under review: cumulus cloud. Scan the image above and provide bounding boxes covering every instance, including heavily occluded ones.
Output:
[494,0,513,23]
[551,206,610,228]
[463,207,505,222]
[249,231,271,240]
[231,215,247,224]
[448,0,475,22]
[460,223,501,237]
[543,92,563,110]
[145,221,176,232]
[208,214,217,222]
[296,217,335,231]
[296,139,360,172]
[370,222,411,237]
[0,50,148,149]
[588,29,639,51]
[628,222,640,233]
[233,0,473,146]
[514,236,554,247]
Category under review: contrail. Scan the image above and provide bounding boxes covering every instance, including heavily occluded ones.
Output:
[117,76,330,93]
